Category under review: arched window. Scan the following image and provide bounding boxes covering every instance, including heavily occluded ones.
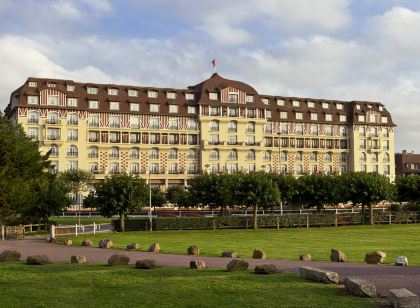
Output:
[310,152,317,161]
[295,152,303,161]
[325,152,333,162]
[150,148,159,159]
[263,151,271,161]
[360,152,366,162]
[311,165,319,174]
[130,147,139,159]
[228,121,237,132]
[169,148,178,159]
[247,150,255,160]
[280,151,287,161]
[188,149,197,159]
[50,144,59,157]
[210,149,219,160]
[88,146,98,158]
[280,164,287,174]
[229,149,238,160]
[210,120,219,131]
[68,145,78,157]
[246,122,255,133]
[383,152,390,163]
[109,147,119,159]
[295,164,303,175]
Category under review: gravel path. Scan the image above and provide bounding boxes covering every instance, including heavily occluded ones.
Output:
[1,238,420,298]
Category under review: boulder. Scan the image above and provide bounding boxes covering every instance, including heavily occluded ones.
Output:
[46,237,57,243]
[299,266,340,284]
[127,243,140,250]
[190,260,206,269]
[388,288,419,308]
[252,249,266,259]
[330,249,346,262]
[344,277,377,298]
[27,255,50,265]
[71,255,87,264]
[148,243,160,253]
[299,254,312,261]
[108,254,130,266]
[254,264,278,275]
[99,239,113,249]
[227,259,249,272]
[395,256,408,266]
[135,259,157,269]
[82,239,93,247]
[221,251,238,258]
[187,245,200,255]
[0,250,21,262]
[64,239,72,246]
[365,251,386,264]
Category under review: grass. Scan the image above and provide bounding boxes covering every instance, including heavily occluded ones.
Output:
[65,224,420,265]
[0,262,374,308]
[51,216,111,225]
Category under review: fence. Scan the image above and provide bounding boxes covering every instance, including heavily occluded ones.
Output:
[50,223,113,238]
[113,211,420,232]
[1,224,49,240]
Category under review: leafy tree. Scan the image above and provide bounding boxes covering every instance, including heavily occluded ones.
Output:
[297,174,338,212]
[165,186,186,207]
[187,173,224,212]
[338,172,394,225]
[88,174,148,231]
[395,176,420,204]
[237,172,280,229]
[217,173,243,214]
[152,187,167,210]
[272,174,299,211]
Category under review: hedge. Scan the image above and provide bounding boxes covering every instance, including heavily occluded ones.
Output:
[113,211,420,232]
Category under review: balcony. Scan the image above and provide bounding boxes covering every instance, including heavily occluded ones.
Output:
[109,169,120,174]
[246,129,255,133]
[168,169,179,174]
[130,154,139,159]
[169,126,178,130]
[109,154,120,159]
[89,138,99,142]
[131,124,140,129]
[227,141,243,146]
[68,120,78,126]
[88,153,98,158]
[46,119,60,125]
[228,127,237,132]
[168,155,178,160]
[187,155,197,160]
[110,123,120,128]
[67,152,78,157]
[47,135,60,141]
[149,154,159,160]
[245,142,260,146]
[68,136,78,141]
[28,118,38,124]
[110,139,120,143]
[209,155,219,160]
[149,169,160,174]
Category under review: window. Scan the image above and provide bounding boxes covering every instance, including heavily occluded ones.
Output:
[295,164,303,175]
[47,112,59,124]
[280,151,287,161]
[109,116,120,128]
[277,99,285,106]
[210,120,219,131]
[246,150,256,161]
[372,153,378,162]
[88,131,99,142]
[310,152,317,161]
[248,164,256,172]
[109,132,120,143]
[65,84,75,91]
[210,149,219,160]
[130,148,140,159]
[169,148,178,160]
[295,152,303,161]
[384,165,390,175]
[264,123,273,134]
[148,90,158,98]
[210,134,219,144]
[50,161,59,173]
[88,146,98,158]
[128,89,138,97]
[266,110,272,118]
[87,87,98,94]
[149,118,159,129]
[211,163,219,173]
[149,104,159,112]
[28,111,39,124]
[383,152,390,163]
[150,133,160,144]
[229,94,238,103]
[150,148,159,159]
[246,122,255,133]
[229,108,238,117]
[167,92,176,99]
[360,152,366,162]
[89,115,99,127]
[188,106,197,114]
[360,139,366,149]
[67,98,77,107]
[169,105,178,113]
[339,115,347,122]
[263,151,271,161]
[358,115,365,122]
[110,101,119,110]
[295,112,303,120]
[130,162,140,174]
[130,103,140,112]
[28,81,37,87]
[68,145,78,157]
[360,164,367,172]
[187,149,197,159]
[383,128,389,137]
[246,95,254,103]
[89,100,99,109]
[187,119,198,130]
[67,129,78,141]
[247,109,256,118]
[322,102,329,109]
[108,88,119,95]
[340,153,347,163]
[356,104,361,110]
[47,82,57,88]
[28,128,38,140]
[149,163,159,174]
[280,164,287,174]
[186,93,195,100]
[325,114,332,121]
[372,165,379,173]
[280,123,289,134]
[109,147,119,159]
[169,118,178,130]
[379,106,384,111]
[209,92,218,100]
[68,113,78,125]
[336,103,343,110]
[325,153,332,162]
[47,95,59,106]
[359,127,366,136]
[168,163,178,174]
[307,101,315,108]
[246,135,255,145]
[228,121,237,132]
[339,126,348,136]
[280,111,288,119]
[68,161,78,170]
[292,100,300,107]
[324,126,332,136]
[310,113,317,121]
[210,106,219,116]
[228,150,238,160]
[27,96,39,105]
[296,124,304,135]
[261,98,269,105]
[310,124,319,135]
[381,116,388,123]
[109,162,119,174]
[383,140,389,150]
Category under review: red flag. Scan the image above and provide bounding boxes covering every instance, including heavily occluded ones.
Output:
[211,59,216,68]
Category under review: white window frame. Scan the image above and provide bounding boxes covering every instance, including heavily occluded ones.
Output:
[67,98,77,107]
[128,89,138,97]
[292,100,300,107]
[130,103,140,112]
[280,111,288,119]
[339,115,347,122]
[87,87,98,95]
[28,81,37,87]
[187,106,197,114]
[169,105,179,113]
[209,92,218,100]
[149,104,159,112]
[89,100,99,109]
[325,114,332,121]
[310,113,317,121]
[246,95,254,103]
[47,95,59,106]
[110,101,120,111]
[185,93,195,100]
[295,112,303,120]
[27,96,39,105]
[148,90,158,98]
[108,88,119,95]
[167,92,177,99]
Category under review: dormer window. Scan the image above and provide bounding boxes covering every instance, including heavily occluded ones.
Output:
[277,99,285,106]
[108,88,119,95]
[261,98,269,105]
[339,115,347,122]
[110,101,119,110]
[130,103,140,112]
[325,114,332,121]
[379,106,384,111]
[336,103,343,110]
[246,95,254,103]
[358,115,365,122]
[167,92,176,99]
[185,93,195,100]
[381,116,388,123]
[148,90,158,98]
[229,94,238,103]
[209,92,218,100]
[28,81,37,87]
[356,104,361,110]
[87,87,98,95]
[310,113,317,121]
[295,112,303,120]
[322,102,329,109]
[128,89,138,97]
[169,105,178,113]
[67,84,75,91]
[292,100,300,107]
[47,82,57,88]
[307,101,315,108]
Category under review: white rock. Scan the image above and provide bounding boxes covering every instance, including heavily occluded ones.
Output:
[395,256,408,266]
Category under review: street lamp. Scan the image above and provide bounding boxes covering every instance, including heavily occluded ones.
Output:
[278,131,283,216]
[148,171,152,231]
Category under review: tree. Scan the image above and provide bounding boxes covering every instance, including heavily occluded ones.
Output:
[88,174,148,231]
[338,172,394,225]
[395,175,420,204]
[237,172,280,229]
[151,187,167,210]
[187,173,224,211]
[272,174,299,212]
[165,186,186,207]
[297,174,338,212]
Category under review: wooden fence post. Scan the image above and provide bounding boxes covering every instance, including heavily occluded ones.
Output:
[389,212,392,225]
[93,222,96,235]
[306,215,309,229]
[75,224,78,237]
[50,225,56,239]
[1,225,5,240]
[276,216,280,229]
[335,214,338,227]
[212,218,216,230]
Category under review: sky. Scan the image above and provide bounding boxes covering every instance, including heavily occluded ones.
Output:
[0,0,420,152]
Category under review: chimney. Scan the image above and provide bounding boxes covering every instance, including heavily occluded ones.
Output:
[402,150,407,154]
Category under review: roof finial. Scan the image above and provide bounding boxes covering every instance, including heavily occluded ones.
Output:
[211,58,216,73]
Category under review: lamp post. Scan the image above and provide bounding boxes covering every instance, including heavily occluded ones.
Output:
[278,131,283,216]
[148,171,152,231]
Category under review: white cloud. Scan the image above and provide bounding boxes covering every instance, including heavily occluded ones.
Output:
[82,0,112,13]
[51,0,84,20]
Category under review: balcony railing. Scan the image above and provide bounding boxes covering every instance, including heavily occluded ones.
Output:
[47,135,60,140]
[209,155,219,160]
[149,154,159,160]
[246,156,256,160]
[68,120,78,125]
[228,127,237,132]
[89,138,99,142]
[47,119,60,124]
[88,153,98,158]
[89,122,99,127]
[67,152,78,157]
[169,126,178,130]
[109,154,120,159]
[130,154,139,159]
[110,123,120,128]
[28,118,38,124]
[68,136,78,141]
[187,155,197,159]
[149,125,159,129]
[168,155,178,160]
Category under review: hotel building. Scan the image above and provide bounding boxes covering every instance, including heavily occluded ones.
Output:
[5,73,396,189]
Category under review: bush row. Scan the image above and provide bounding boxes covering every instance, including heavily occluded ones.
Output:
[113,212,420,231]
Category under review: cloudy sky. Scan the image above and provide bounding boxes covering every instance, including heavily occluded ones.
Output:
[1,0,420,152]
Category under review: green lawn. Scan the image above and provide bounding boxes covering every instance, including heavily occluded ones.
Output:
[0,263,374,308]
[65,224,420,265]
[51,216,111,225]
